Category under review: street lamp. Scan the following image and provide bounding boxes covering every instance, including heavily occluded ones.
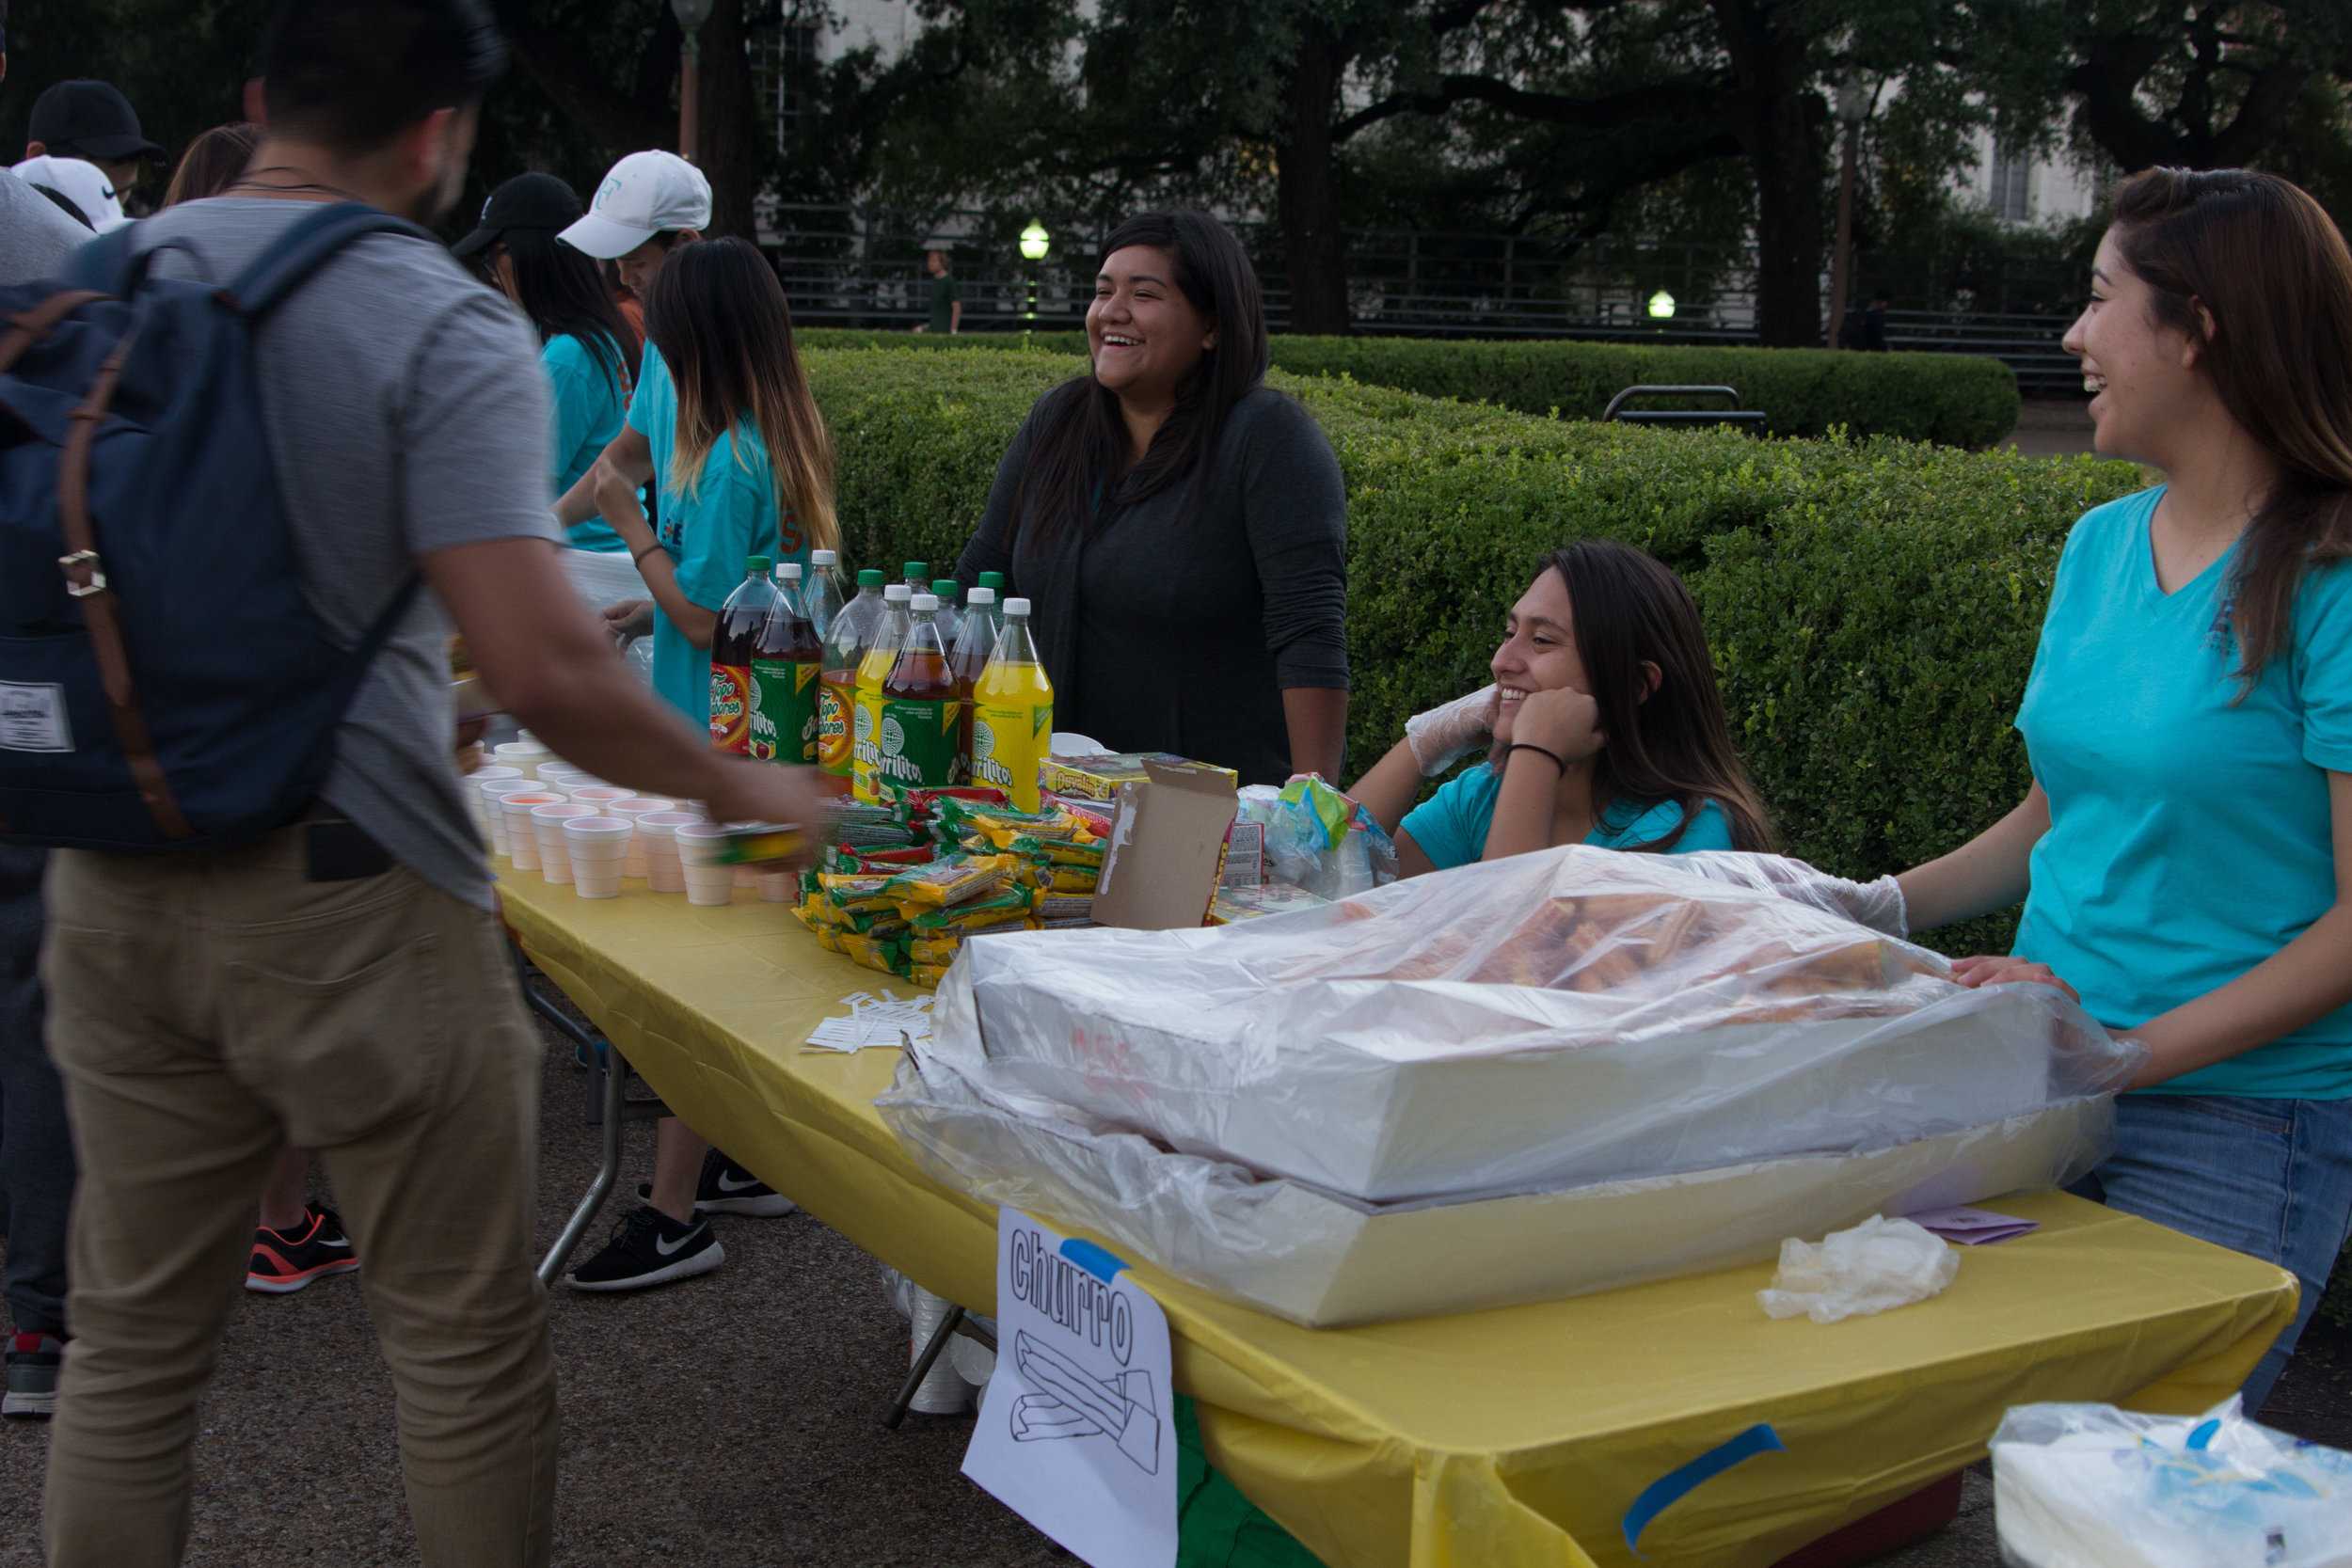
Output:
[1647,290,1677,321]
[672,0,716,161]
[1019,221,1050,320]
[1825,74,1870,348]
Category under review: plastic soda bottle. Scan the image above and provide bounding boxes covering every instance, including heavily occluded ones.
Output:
[948,586,997,780]
[806,548,846,641]
[976,571,1009,641]
[971,597,1053,810]
[853,583,914,802]
[877,594,962,794]
[819,569,885,791]
[752,563,824,765]
[928,578,964,651]
[901,560,931,596]
[710,555,780,754]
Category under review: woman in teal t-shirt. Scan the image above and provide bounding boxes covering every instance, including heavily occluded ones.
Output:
[459,171,641,550]
[558,236,841,736]
[1351,540,1772,870]
[1896,168,2352,1413]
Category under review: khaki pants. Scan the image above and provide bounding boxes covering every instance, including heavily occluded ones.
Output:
[40,832,556,1567]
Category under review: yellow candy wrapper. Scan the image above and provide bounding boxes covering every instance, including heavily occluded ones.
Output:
[879,855,1016,909]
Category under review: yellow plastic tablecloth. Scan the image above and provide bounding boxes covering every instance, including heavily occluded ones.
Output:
[498,869,2297,1568]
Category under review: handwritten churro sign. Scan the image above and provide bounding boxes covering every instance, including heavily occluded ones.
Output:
[962,1207,1176,1567]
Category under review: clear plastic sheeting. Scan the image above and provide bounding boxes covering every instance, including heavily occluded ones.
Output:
[1994,1399,2352,1568]
[878,1050,2114,1326]
[926,846,2142,1203]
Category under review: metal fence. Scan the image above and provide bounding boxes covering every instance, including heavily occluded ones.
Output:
[762,202,2079,385]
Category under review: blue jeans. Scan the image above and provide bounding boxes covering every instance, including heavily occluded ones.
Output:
[2071,1093,2352,1414]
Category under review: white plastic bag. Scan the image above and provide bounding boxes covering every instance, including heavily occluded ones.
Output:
[1757,1214,1959,1323]
[928,845,2142,1201]
[1994,1399,2352,1568]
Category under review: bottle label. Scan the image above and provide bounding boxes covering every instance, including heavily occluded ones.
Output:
[818,674,854,777]
[751,657,821,765]
[852,690,881,801]
[709,661,752,753]
[792,659,823,765]
[972,700,1051,811]
[877,697,963,792]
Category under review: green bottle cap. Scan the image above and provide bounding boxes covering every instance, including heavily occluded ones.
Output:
[930,578,961,603]
[977,571,1007,591]
[857,569,886,588]
[746,555,771,575]
[903,561,930,579]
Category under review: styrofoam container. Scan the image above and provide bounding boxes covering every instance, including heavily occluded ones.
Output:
[493,740,551,778]
[532,802,596,884]
[498,792,564,871]
[607,798,677,879]
[759,871,793,903]
[635,811,698,894]
[471,765,525,785]
[564,816,631,899]
[567,785,634,810]
[880,1053,2114,1327]
[675,822,733,906]
[476,777,537,857]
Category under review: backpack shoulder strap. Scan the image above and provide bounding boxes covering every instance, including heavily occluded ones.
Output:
[223,202,437,319]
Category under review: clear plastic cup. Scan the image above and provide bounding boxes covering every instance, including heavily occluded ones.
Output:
[531,802,596,884]
[675,821,735,907]
[498,792,564,871]
[564,816,631,899]
[634,811,700,894]
[606,798,677,879]
[493,740,551,779]
[477,777,538,857]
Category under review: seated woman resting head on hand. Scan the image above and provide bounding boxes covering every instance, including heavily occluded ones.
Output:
[1353,540,1772,874]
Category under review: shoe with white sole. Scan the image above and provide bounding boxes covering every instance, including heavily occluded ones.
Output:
[634,1149,798,1218]
[4,1332,62,1419]
[566,1204,723,1292]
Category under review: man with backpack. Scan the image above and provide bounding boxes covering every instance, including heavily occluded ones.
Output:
[3,3,819,1563]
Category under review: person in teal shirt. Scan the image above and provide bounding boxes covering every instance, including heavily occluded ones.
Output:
[1896,168,2352,1415]
[453,171,639,549]
[1351,540,1771,873]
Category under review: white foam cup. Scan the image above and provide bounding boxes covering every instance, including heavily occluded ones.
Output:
[634,812,699,894]
[498,792,564,870]
[531,802,596,884]
[564,816,631,898]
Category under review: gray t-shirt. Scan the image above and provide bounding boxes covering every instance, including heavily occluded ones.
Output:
[136,198,559,907]
[0,169,90,282]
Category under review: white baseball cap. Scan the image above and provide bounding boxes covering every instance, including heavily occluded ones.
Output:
[10,154,129,232]
[558,151,712,260]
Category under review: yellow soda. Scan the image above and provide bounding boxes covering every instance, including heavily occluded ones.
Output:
[852,583,913,803]
[970,596,1053,812]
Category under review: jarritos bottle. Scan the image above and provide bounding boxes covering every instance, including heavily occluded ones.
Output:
[970,596,1053,811]
[709,555,779,754]
[948,585,998,784]
[876,594,963,795]
[851,582,913,802]
[751,563,823,765]
[818,569,885,792]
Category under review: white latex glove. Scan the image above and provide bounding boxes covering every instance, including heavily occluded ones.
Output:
[1677,852,1910,938]
[1404,685,1496,777]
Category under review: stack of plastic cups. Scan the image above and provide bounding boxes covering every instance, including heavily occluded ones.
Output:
[498,791,564,871]
[531,802,596,884]
[606,799,677,879]
[675,822,735,907]
[564,817,631,898]
[635,812,698,893]
[493,738,551,778]
[568,785,633,812]
[477,778,537,858]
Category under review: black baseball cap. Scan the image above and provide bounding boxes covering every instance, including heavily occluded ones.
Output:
[28,80,163,164]
[452,172,585,260]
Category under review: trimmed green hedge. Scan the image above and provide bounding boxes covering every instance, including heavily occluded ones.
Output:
[802,344,2347,1327]
[797,328,2023,448]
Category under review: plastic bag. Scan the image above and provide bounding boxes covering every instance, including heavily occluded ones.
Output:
[1234,775,1398,899]
[1994,1398,2352,1568]
[928,845,2142,1201]
[1757,1213,1959,1323]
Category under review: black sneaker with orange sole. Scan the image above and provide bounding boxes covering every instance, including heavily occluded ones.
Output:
[246,1204,361,1295]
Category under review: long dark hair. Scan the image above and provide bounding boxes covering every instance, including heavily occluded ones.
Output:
[1015,210,1271,544]
[1511,542,1773,853]
[644,237,839,552]
[497,219,640,394]
[2110,168,2352,689]
[161,122,259,208]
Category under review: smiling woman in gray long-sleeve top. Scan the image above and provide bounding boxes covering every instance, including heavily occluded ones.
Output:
[953,211,1348,784]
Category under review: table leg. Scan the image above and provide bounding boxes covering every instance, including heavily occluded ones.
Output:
[884,1304,965,1430]
[538,1034,628,1286]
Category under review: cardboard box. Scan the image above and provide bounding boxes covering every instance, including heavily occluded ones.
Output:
[1092,758,1239,930]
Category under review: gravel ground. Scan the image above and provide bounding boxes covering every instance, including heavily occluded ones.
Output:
[6,993,2348,1566]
